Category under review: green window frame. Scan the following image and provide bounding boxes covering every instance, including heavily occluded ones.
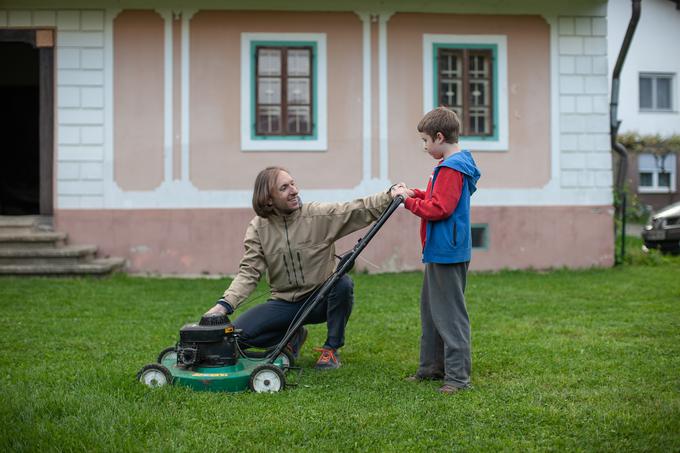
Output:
[251,41,318,141]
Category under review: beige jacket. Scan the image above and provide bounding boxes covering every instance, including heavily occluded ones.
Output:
[223,191,393,309]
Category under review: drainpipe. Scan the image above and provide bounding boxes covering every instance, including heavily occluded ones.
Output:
[610,0,641,265]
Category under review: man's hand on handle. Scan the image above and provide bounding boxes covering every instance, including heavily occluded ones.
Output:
[390,182,414,200]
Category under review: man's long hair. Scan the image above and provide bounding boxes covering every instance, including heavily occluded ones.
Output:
[252,166,288,218]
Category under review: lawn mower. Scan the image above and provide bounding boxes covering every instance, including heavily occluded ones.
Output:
[137,195,404,393]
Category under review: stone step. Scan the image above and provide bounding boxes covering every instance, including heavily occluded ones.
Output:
[0,257,126,276]
[0,231,67,249]
[0,216,40,235]
[0,244,98,265]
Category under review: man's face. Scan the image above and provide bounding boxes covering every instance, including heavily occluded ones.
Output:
[270,170,300,215]
[420,132,445,160]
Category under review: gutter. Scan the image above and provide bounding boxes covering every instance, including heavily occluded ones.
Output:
[610,0,641,265]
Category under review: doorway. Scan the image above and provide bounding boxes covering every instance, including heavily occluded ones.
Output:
[0,29,54,216]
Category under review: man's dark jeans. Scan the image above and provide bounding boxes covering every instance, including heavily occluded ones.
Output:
[233,274,354,350]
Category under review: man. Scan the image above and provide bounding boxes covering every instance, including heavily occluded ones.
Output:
[205,166,405,369]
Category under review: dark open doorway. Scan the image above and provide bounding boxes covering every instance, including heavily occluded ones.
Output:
[0,29,54,216]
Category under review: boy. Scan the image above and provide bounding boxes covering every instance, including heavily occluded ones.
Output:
[394,107,481,394]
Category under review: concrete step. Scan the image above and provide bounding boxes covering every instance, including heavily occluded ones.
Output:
[0,244,98,265]
[0,216,40,235]
[0,257,126,276]
[0,231,66,249]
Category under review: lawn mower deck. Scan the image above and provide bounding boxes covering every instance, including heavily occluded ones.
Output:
[137,312,292,393]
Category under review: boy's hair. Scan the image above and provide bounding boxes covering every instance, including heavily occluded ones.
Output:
[252,166,288,218]
[417,107,460,144]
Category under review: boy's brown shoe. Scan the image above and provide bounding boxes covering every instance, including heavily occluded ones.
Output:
[438,384,461,394]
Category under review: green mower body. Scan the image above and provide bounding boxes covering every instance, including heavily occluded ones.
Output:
[161,354,288,392]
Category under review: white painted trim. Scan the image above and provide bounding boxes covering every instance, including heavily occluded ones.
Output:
[547,15,560,189]
[181,10,196,183]
[103,8,121,207]
[472,187,612,206]
[378,12,393,179]
[157,9,173,183]
[355,11,372,182]
[422,34,509,152]
[240,32,327,151]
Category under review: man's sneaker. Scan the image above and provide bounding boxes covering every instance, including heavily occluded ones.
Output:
[314,347,340,370]
[286,326,308,359]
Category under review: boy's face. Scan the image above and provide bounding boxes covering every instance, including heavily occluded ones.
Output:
[420,132,446,160]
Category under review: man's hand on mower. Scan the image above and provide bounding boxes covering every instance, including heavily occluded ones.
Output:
[204,304,227,316]
[204,298,234,317]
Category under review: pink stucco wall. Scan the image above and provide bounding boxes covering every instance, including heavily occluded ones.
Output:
[188,11,364,191]
[56,205,614,275]
[113,10,165,190]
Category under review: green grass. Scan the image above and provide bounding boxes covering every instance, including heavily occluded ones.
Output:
[1,247,679,452]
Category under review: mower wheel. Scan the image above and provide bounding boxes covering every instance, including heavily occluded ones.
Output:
[248,364,285,393]
[276,348,295,369]
[157,346,177,364]
[137,364,173,388]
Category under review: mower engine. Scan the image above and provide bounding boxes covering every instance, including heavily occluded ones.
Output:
[176,313,238,367]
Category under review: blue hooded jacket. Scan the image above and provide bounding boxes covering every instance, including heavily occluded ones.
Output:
[423,150,481,264]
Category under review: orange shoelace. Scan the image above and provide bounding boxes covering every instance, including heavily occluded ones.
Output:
[313,347,336,363]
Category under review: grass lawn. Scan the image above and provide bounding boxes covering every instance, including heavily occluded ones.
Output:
[1,239,679,452]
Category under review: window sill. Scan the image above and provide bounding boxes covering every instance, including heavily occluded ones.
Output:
[638,187,677,194]
[638,109,678,114]
[241,138,327,152]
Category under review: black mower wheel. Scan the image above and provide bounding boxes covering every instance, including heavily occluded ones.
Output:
[248,364,285,393]
[157,346,177,364]
[137,363,173,388]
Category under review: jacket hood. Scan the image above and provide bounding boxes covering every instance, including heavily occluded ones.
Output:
[439,150,481,194]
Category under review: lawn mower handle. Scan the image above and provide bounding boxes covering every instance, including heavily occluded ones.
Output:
[266,194,404,363]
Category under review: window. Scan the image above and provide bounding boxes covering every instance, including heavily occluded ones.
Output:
[241,33,327,151]
[638,153,677,193]
[471,224,489,249]
[256,46,313,136]
[639,73,674,111]
[423,35,508,151]
[437,48,493,136]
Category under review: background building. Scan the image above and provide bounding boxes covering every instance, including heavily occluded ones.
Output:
[0,1,615,275]
[608,0,680,212]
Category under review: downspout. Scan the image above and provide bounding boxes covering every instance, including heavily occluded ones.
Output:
[610,0,641,265]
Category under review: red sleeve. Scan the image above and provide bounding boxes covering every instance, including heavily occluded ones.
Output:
[411,188,426,200]
[404,168,462,221]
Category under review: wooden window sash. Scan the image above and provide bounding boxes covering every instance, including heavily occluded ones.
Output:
[255,46,314,136]
[437,48,494,137]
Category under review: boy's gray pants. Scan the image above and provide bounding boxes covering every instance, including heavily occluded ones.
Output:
[418,261,471,388]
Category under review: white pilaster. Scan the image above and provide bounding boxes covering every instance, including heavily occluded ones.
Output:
[181,10,197,183]
[354,11,372,183]
[378,12,394,181]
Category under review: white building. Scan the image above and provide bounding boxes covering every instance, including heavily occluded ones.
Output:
[608,0,680,209]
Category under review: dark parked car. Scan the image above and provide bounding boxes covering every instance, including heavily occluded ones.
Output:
[642,201,680,254]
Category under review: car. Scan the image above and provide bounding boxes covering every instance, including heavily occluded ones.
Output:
[641,201,680,254]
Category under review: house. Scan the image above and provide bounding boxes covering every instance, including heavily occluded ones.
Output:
[608,0,680,212]
[0,1,615,275]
